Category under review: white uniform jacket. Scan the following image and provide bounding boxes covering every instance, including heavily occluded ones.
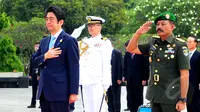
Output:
[79,34,112,87]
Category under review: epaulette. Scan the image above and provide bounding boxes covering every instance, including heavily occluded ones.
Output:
[152,35,160,38]
[101,37,108,41]
[176,38,185,43]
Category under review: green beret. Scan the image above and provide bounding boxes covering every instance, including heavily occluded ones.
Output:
[154,12,176,24]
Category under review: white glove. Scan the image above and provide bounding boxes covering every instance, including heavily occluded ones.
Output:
[103,85,110,91]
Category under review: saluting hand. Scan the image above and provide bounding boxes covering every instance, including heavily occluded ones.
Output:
[44,47,62,60]
[136,21,153,35]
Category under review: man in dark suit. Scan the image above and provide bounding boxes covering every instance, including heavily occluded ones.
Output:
[27,42,40,108]
[33,6,79,112]
[124,41,149,112]
[186,35,200,112]
[106,48,123,112]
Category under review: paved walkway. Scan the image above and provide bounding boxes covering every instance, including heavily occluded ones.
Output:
[0,86,148,112]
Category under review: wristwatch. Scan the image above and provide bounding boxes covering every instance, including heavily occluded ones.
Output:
[179,97,187,103]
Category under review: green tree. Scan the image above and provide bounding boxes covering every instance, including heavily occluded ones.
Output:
[0,0,127,36]
[0,0,52,21]
[51,0,127,35]
[0,12,12,31]
[0,36,24,72]
[122,0,200,38]
[1,17,47,69]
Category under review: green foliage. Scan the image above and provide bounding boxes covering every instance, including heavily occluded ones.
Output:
[87,0,127,35]
[0,0,127,35]
[1,17,47,70]
[0,36,24,72]
[123,0,200,38]
[0,12,11,31]
[51,0,127,35]
[1,0,200,55]
[0,0,51,21]
[2,17,46,53]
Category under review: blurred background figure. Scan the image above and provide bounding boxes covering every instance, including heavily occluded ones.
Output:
[123,40,149,112]
[106,46,123,112]
[186,35,200,112]
[27,42,40,108]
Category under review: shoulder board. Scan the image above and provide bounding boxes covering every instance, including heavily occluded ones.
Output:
[152,35,160,38]
[176,38,185,43]
[101,37,108,41]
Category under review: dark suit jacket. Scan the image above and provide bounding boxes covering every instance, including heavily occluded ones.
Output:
[111,49,123,86]
[124,52,149,86]
[29,54,39,84]
[33,31,79,101]
[189,50,200,88]
[188,50,200,103]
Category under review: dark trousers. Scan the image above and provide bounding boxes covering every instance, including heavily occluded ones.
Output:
[187,88,200,112]
[31,77,38,105]
[70,102,75,111]
[106,85,121,112]
[126,86,131,109]
[151,103,178,112]
[127,84,143,112]
[40,91,69,112]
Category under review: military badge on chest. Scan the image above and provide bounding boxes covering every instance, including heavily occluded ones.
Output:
[149,44,157,63]
[94,43,102,48]
[149,50,153,63]
[164,44,176,59]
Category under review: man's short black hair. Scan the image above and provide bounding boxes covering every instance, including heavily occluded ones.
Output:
[189,35,198,43]
[44,6,65,22]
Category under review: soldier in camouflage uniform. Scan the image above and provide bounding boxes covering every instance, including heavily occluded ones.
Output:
[126,12,190,112]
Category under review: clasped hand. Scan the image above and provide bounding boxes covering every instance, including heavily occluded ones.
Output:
[45,47,62,60]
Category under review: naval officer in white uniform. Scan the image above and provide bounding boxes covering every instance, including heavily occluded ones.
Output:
[79,16,113,112]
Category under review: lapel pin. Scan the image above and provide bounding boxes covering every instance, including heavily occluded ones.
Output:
[60,39,63,43]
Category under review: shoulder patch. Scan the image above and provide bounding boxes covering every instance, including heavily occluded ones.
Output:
[182,46,189,56]
[176,38,185,43]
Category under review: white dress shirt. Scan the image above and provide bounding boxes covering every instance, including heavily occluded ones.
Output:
[189,48,196,59]
[51,29,63,45]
